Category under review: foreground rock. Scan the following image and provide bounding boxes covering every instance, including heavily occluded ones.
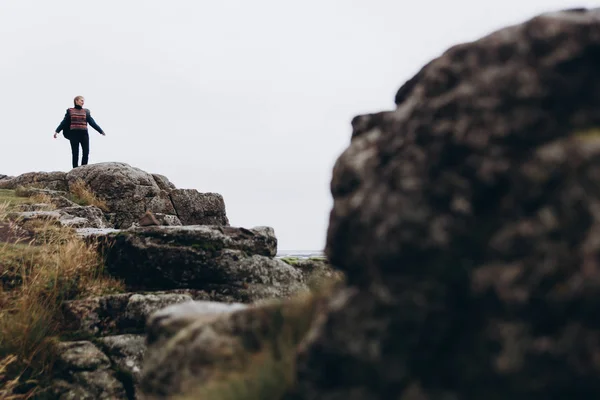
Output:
[97,225,307,301]
[290,8,600,399]
[139,296,321,399]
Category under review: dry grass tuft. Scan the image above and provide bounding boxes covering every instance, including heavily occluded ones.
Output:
[0,355,25,399]
[0,202,9,221]
[68,179,109,211]
[0,194,123,396]
[29,194,55,209]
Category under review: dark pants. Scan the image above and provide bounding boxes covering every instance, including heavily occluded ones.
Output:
[69,130,90,168]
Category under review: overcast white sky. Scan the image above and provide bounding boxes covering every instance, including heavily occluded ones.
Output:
[0,1,597,250]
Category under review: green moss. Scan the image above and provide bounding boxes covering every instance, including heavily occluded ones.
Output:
[279,257,300,266]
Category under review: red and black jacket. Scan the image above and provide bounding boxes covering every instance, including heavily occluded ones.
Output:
[55,105,104,137]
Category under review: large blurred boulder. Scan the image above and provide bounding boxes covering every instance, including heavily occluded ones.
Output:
[291,8,600,400]
[139,296,321,400]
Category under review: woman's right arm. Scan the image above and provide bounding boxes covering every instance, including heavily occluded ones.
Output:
[54,110,70,137]
[55,110,69,133]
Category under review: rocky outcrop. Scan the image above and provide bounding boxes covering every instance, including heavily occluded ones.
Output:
[289,8,600,399]
[151,174,176,191]
[139,296,321,399]
[65,162,177,228]
[0,171,68,191]
[65,162,229,229]
[96,225,307,301]
[1,164,309,398]
[1,163,230,230]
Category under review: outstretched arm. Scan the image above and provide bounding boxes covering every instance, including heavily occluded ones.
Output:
[55,110,69,133]
[86,110,105,135]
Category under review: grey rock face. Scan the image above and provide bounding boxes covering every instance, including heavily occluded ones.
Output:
[76,227,121,239]
[170,189,229,226]
[97,334,146,387]
[66,162,176,228]
[291,7,600,400]
[0,171,67,191]
[59,206,110,229]
[50,341,127,400]
[152,213,182,226]
[64,162,229,229]
[97,226,306,299]
[151,173,176,191]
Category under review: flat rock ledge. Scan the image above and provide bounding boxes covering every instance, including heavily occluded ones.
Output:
[91,225,308,301]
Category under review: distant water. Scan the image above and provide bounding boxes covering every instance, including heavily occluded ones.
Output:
[276,250,325,259]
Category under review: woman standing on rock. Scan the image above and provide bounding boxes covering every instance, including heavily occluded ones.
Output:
[53,95,106,169]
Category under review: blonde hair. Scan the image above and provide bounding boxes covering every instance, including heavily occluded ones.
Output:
[73,95,84,106]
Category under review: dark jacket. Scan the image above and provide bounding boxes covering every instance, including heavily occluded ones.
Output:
[56,105,104,138]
